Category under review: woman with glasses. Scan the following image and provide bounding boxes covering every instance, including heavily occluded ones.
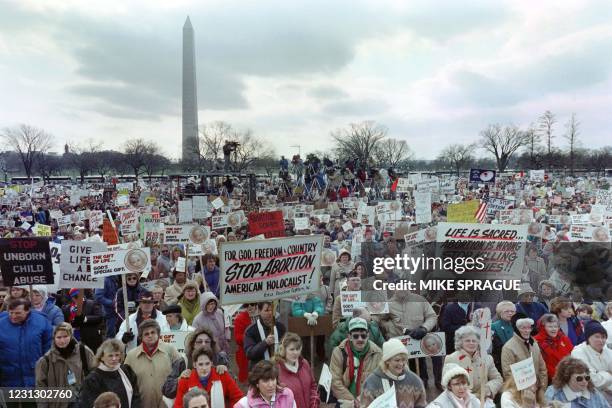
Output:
[428,363,480,407]
[545,356,609,407]
[114,272,147,331]
[162,327,229,401]
[234,303,259,383]
[533,314,573,382]
[79,339,141,408]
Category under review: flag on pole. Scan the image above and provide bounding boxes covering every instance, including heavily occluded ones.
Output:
[476,200,488,223]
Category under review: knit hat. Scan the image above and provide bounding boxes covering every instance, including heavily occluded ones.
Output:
[517,283,536,300]
[162,304,182,315]
[511,312,534,332]
[442,363,470,389]
[348,317,368,332]
[338,248,352,261]
[584,320,607,341]
[68,288,79,298]
[382,338,408,362]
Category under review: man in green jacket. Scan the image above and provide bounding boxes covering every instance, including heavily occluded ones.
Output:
[327,308,385,356]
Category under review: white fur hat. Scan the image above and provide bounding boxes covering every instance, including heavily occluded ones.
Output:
[382,338,408,362]
[442,363,470,389]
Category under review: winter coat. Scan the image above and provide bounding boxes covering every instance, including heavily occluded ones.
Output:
[277,357,319,408]
[492,318,514,345]
[571,343,612,398]
[35,340,96,408]
[545,385,610,408]
[38,297,65,327]
[233,310,254,383]
[326,318,385,357]
[175,367,243,408]
[244,319,286,369]
[95,276,119,316]
[440,302,481,355]
[330,339,382,401]
[427,390,480,408]
[192,292,229,353]
[360,367,427,408]
[116,309,170,351]
[164,279,196,306]
[162,349,229,399]
[124,341,181,408]
[115,283,147,321]
[533,320,574,381]
[62,298,105,353]
[329,260,355,297]
[445,350,503,398]
[561,316,585,346]
[0,310,53,387]
[501,333,548,401]
[177,289,201,326]
[291,297,324,317]
[198,265,221,299]
[234,387,296,408]
[79,364,141,408]
[516,301,548,324]
[376,292,438,338]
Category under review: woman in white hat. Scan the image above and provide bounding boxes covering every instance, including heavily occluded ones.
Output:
[360,338,427,407]
[428,363,481,407]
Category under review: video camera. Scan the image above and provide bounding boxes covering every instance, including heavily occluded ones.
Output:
[223,141,240,155]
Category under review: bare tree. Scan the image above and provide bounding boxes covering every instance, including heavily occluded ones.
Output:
[564,113,580,176]
[66,139,103,183]
[36,154,64,182]
[373,138,413,168]
[124,138,159,178]
[437,144,475,175]
[480,124,529,172]
[1,124,53,178]
[332,121,387,169]
[195,121,235,170]
[233,130,276,172]
[538,110,556,168]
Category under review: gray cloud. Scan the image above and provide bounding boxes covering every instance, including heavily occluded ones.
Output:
[308,85,349,100]
[323,98,390,116]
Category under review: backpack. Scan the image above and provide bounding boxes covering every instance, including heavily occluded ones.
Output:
[44,343,90,379]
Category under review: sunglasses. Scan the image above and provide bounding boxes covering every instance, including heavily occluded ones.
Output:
[351,333,368,340]
[574,375,591,382]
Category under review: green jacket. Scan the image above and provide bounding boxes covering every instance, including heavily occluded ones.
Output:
[326,318,385,356]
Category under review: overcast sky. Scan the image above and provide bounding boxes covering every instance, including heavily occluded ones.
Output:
[1,0,611,160]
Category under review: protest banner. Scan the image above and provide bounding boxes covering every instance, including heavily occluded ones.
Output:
[436,222,528,279]
[219,235,323,305]
[192,196,208,219]
[570,225,610,242]
[59,240,107,288]
[340,291,363,317]
[89,210,104,231]
[510,357,536,391]
[248,210,285,238]
[486,198,513,216]
[469,169,496,184]
[164,224,206,245]
[159,331,190,354]
[211,197,224,209]
[368,384,397,408]
[0,237,54,285]
[395,332,446,358]
[416,177,439,192]
[90,247,151,278]
[447,200,480,223]
[414,191,432,224]
[34,223,52,237]
[178,200,193,223]
[140,212,163,243]
[395,178,411,193]
[294,217,309,230]
[529,169,545,181]
[318,363,333,403]
[119,208,139,239]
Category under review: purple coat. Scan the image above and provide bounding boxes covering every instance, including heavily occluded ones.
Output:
[192,292,229,353]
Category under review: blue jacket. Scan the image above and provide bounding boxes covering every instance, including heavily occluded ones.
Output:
[203,266,220,299]
[40,298,64,327]
[95,276,120,316]
[545,385,609,408]
[516,301,548,323]
[0,311,53,387]
[291,297,325,317]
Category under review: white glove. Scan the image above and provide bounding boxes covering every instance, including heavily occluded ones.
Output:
[307,311,319,326]
[303,312,313,323]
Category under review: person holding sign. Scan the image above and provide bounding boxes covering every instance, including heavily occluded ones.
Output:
[545,356,610,408]
[501,313,549,402]
[428,363,481,407]
[244,301,287,369]
[116,291,170,351]
[330,317,382,406]
[445,325,503,401]
[360,338,427,408]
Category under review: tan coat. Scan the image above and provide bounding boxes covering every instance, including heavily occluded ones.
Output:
[444,350,503,398]
[330,338,382,401]
[163,279,196,305]
[330,261,355,297]
[375,292,437,338]
[501,333,548,400]
[124,341,180,408]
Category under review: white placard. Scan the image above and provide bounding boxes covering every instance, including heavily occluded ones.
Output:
[175,257,186,272]
[368,384,397,408]
[414,190,432,224]
[212,197,224,210]
[294,217,309,230]
[510,357,536,391]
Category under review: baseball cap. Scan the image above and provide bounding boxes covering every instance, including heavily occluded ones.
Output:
[348,317,368,332]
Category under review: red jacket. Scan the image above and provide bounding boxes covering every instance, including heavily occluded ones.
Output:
[233,310,252,383]
[277,357,319,408]
[174,367,243,408]
[533,319,574,381]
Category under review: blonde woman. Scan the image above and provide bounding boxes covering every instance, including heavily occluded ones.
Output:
[274,333,318,408]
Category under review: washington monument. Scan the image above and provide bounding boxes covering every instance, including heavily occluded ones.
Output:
[182,16,199,162]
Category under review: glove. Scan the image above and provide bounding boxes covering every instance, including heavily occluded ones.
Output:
[121,331,135,344]
[307,311,319,326]
[72,315,85,326]
[409,327,427,340]
[303,312,313,321]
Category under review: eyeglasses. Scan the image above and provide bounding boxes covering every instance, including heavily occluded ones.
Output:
[574,375,591,382]
[351,333,368,340]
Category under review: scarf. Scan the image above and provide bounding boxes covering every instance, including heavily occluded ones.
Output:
[256,318,278,361]
[381,368,405,382]
[98,363,133,408]
[199,373,211,389]
[142,341,159,358]
[69,300,78,322]
[346,341,370,397]
[284,361,299,373]
[57,339,77,360]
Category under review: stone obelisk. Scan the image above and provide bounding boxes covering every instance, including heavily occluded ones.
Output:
[182,16,199,162]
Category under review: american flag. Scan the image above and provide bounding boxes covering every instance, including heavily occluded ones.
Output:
[476,198,489,223]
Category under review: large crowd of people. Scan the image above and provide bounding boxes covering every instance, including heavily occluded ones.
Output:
[0,164,611,408]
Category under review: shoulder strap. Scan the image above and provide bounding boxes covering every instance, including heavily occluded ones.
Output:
[79,343,90,377]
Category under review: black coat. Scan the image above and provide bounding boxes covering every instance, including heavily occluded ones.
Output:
[62,299,104,353]
[439,302,481,355]
[79,364,141,408]
[243,319,286,369]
